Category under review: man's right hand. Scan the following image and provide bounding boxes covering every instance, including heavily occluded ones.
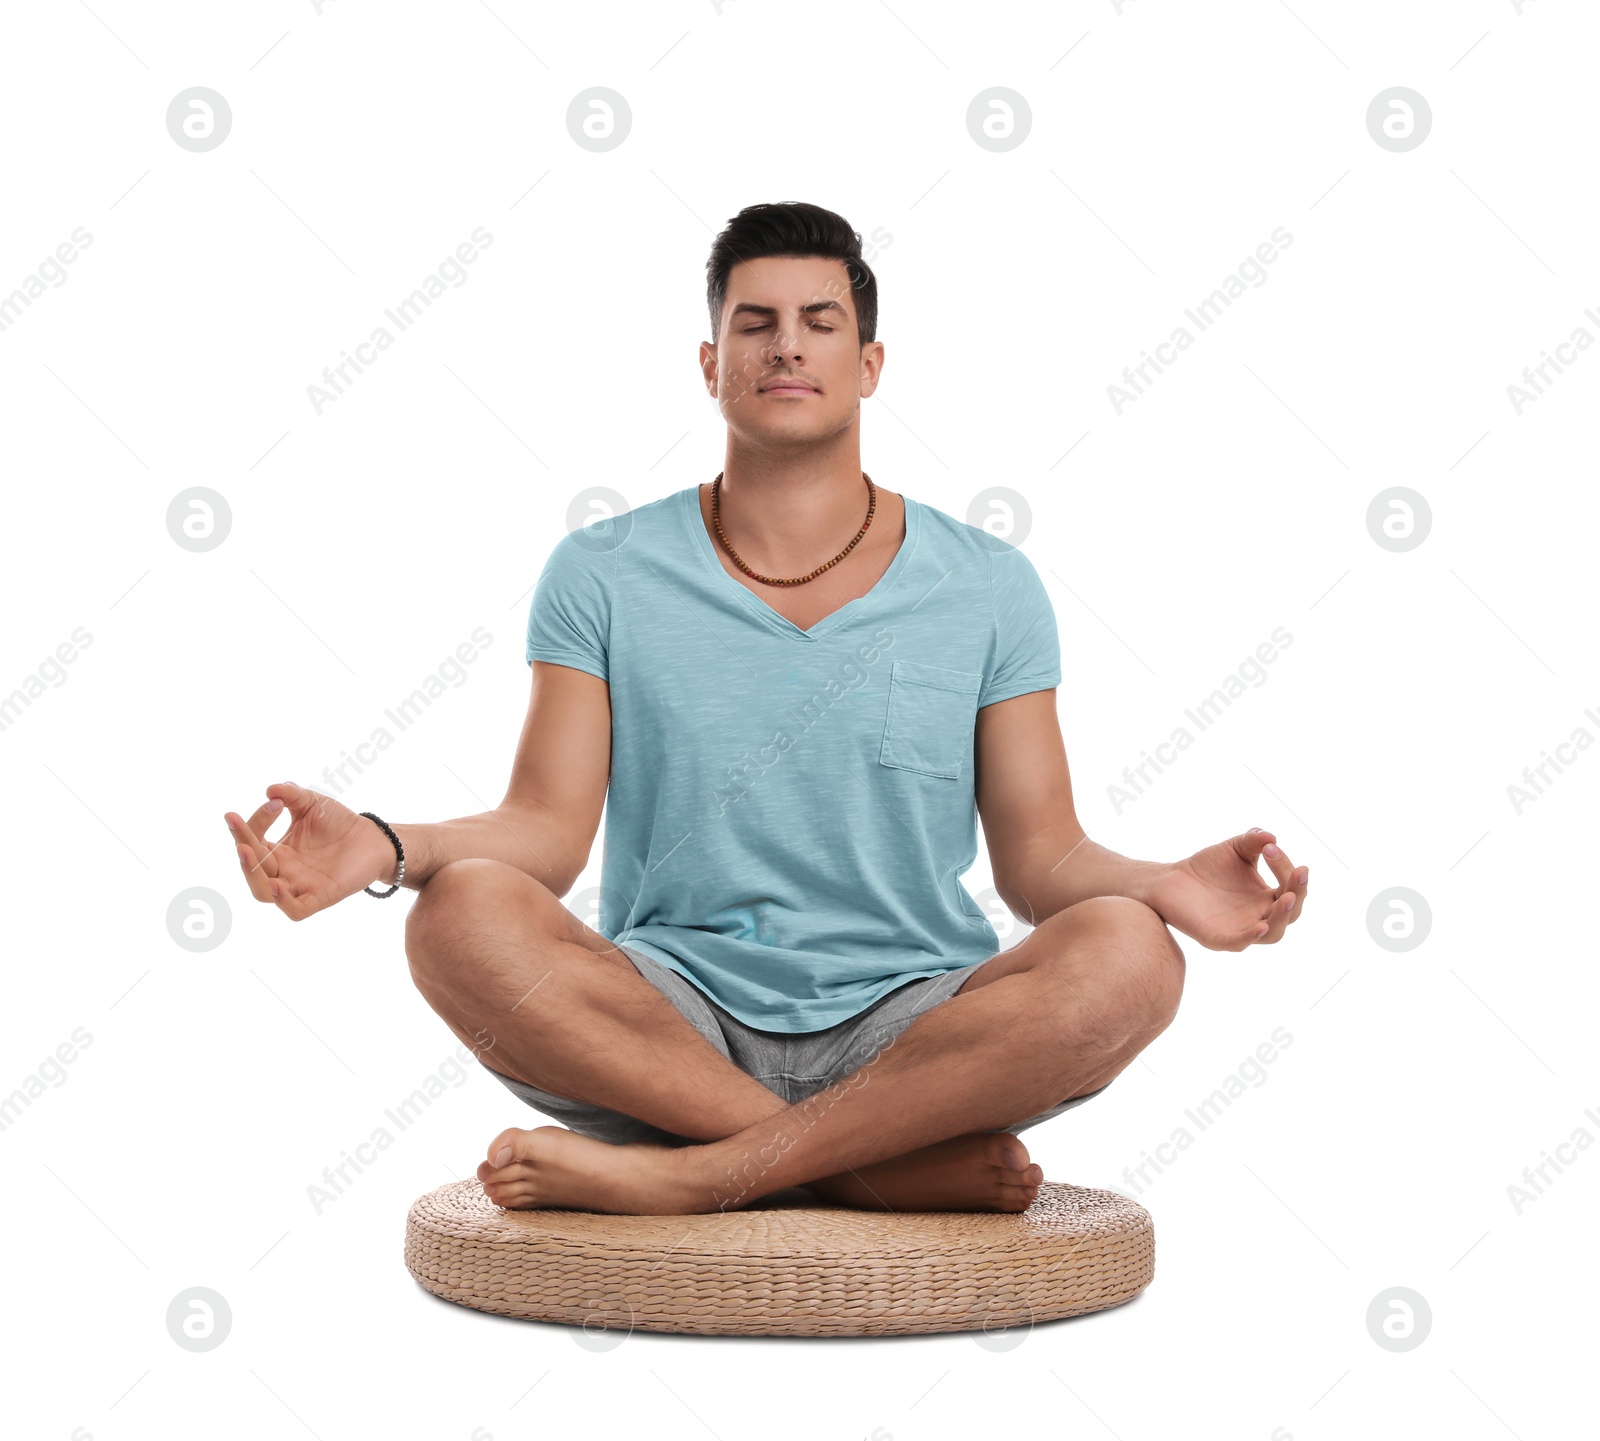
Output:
[224,782,397,921]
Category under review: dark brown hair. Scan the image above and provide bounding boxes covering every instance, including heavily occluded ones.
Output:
[706,201,878,348]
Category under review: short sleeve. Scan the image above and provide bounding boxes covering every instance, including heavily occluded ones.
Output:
[525,531,612,680]
[980,544,1060,707]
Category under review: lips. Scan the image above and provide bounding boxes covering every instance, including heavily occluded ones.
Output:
[762,381,816,393]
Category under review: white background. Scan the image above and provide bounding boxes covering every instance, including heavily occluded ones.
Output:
[2,1,1595,1438]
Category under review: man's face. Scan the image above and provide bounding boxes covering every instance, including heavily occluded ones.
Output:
[701,254,883,445]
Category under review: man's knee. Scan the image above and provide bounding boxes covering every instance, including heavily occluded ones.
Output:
[1047,895,1186,1039]
[404,857,528,989]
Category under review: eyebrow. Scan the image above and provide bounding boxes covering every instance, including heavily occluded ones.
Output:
[729,300,849,322]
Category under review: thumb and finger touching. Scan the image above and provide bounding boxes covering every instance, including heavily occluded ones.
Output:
[228,783,327,914]
[1215,828,1311,946]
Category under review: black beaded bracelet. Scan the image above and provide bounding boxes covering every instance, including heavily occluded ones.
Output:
[360,811,405,897]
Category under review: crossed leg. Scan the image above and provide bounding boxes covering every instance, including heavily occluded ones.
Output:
[405,858,1185,1215]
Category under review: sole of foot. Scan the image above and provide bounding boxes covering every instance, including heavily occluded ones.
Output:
[801,1131,1044,1212]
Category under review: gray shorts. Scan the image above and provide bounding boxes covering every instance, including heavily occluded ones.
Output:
[479,943,1111,1147]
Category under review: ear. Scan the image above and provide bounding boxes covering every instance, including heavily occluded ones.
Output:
[858,339,886,396]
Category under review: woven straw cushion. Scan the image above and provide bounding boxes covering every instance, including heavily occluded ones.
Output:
[405,1178,1154,1337]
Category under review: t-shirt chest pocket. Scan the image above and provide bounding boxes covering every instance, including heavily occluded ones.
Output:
[878,660,983,780]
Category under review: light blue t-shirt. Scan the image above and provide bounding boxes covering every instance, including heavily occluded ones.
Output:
[525,484,1061,1032]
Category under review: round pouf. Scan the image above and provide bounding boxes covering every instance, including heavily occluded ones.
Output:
[405,1179,1153,1337]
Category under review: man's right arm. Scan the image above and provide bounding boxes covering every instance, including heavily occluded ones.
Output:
[386,660,610,897]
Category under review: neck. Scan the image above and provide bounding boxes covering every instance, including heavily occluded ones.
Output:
[714,443,876,568]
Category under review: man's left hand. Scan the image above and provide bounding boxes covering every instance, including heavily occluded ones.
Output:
[1141,828,1308,951]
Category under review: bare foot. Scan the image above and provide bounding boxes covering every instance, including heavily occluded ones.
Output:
[801,1131,1045,1212]
[477,1125,715,1215]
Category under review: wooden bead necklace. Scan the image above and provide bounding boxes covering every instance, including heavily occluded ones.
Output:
[710,471,876,587]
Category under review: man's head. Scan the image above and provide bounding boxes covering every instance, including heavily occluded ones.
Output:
[700,201,884,446]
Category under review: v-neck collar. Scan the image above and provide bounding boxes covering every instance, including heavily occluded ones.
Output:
[681,482,920,642]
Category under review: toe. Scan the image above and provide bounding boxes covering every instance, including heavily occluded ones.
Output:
[985,1136,1045,1190]
[488,1161,540,1183]
[486,1125,539,1169]
[998,1136,1030,1171]
[994,1162,1043,1185]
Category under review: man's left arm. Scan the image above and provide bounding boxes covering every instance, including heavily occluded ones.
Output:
[974,690,1308,951]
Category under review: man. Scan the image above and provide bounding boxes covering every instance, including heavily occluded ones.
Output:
[225,201,1307,1218]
